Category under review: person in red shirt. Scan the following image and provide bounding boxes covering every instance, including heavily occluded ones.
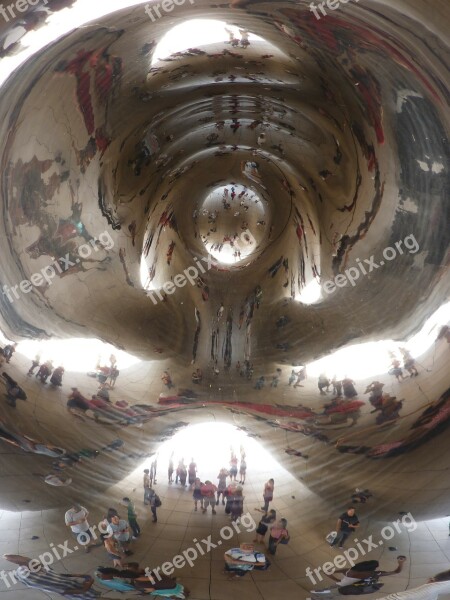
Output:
[201,480,217,514]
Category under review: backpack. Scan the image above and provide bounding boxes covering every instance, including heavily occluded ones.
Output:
[326,531,337,545]
[338,577,383,595]
[154,494,162,507]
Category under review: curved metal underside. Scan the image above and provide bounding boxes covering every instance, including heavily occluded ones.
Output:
[0,0,449,597]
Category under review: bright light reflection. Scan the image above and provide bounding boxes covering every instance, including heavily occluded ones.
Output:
[152,20,266,65]
[0,0,149,87]
[134,422,293,483]
[297,279,322,304]
[16,338,140,373]
[307,301,450,380]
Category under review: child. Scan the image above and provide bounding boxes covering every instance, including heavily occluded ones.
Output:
[102,534,126,568]
[192,477,203,511]
[254,509,276,544]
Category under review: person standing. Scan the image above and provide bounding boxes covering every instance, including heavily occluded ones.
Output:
[261,478,274,513]
[239,458,247,484]
[342,377,358,398]
[254,509,277,544]
[229,452,238,481]
[64,503,97,553]
[168,453,174,483]
[150,457,157,485]
[106,512,133,554]
[27,353,41,376]
[268,518,289,555]
[188,458,197,485]
[3,343,17,363]
[122,497,140,539]
[143,469,151,505]
[331,507,359,549]
[147,488,159,522]
[230,486,244,522]
[179,460,187,486]
[216,468,229,505]
[201,480,217,514]
[192,477,203,511]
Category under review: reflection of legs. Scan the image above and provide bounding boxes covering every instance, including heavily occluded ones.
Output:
[151,507,157,523]
[332,531,350,548]
[129,519,140,538]
[331,530,344,547]
[268,536,277,555]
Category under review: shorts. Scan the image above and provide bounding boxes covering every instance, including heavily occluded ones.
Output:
[230,467,238,476]
[256,523,268,536]
[203,497,215,508]
[193,489,202,500]
[71,529,93,544]
[107,552,121,560]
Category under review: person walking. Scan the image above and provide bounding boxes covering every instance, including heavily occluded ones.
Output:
[261,478,274,513]
[268,518,289,555]
[254,509,277,544]
[330,507,359,549]
[143,469,151,505]
[122,497,140,539]
[64,503,97,553]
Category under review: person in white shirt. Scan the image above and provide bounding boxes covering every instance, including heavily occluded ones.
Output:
[311,558,405,598]
[64,503,96,553]
[377,570,450,600]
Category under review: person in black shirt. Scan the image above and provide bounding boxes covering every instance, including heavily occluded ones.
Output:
[331,507,359,548]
